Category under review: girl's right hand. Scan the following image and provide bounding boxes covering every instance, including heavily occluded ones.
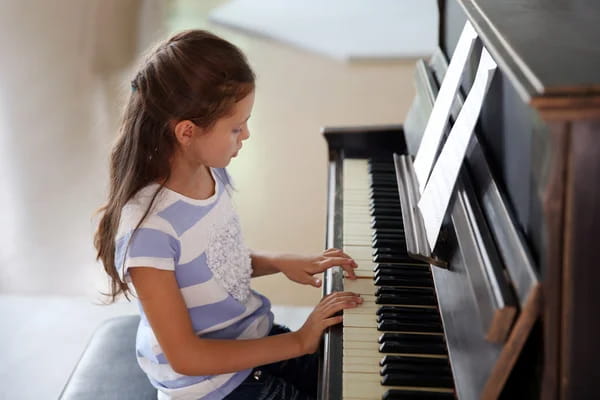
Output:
[296,291,363,354]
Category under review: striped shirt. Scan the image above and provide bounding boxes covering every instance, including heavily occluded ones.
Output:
[115,168,273,400]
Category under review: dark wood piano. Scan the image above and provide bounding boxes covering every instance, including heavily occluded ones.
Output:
[318,1,600,399]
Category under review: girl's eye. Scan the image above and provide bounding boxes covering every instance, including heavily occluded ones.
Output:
[232,128,242,134]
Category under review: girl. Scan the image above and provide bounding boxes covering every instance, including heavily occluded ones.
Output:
[94,30,362,400]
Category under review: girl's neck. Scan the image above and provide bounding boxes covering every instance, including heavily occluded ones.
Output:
[164,160,215,201]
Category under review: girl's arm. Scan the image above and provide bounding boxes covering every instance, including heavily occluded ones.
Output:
[251,248,358,286]
[129,266,361,376]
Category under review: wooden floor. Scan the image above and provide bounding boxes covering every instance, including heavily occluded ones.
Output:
[0,0,415,307]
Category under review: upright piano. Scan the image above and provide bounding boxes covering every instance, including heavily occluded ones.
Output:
[318,1,600,399]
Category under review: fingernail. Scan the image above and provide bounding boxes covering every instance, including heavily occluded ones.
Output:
[315,279,321,286]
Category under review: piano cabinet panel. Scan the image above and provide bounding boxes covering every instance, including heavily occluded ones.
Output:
[539,121,569,400]
[538,118,600,400]
[323,125,407,159]
[560,119,600,400]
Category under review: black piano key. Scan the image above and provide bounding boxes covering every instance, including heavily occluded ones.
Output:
[371,168,396,175]
[381,373,454,389]
[374,276,433,287]
[374,263,429,271]
[373,251,412,261]
[377,320,442,333]
[374,276,434,287]
[372,234,406,242]
[379,332,444,344]
[371,187,398,193]
[371,184,398,191]
[376,292,436,305]
[371,220,403,230]
[372,239,407,249]
[371,176,397,185]
[375,286,435,296]
[372,228,405,235]
[380,362,451,376]
[380,355,450,367]
[374,267,431,279]
[377,313,440,326]
[379,341,447,355]
[377,312,440,324]
[374,254,418,264]
[370,199,401,206]
[368,162,395,172]
[374,275,432,286]
[373,245,406,253]
[383,389,455,400]
[370,192,400,200]
[376,305,439,315]
[370,192,400,198]
[373,249,410,259]
[370,199,401,209]
[372,220,404,228]
[372,246,408,253]
[374,272,431,284]
[370,187,399,194]
[371,207,403,217]
[372,215,404,222]
[374,254,416,263]
[378,331,444,344]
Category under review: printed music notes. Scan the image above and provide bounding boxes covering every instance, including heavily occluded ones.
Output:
[419,48,497,248]
[413,21,478,193]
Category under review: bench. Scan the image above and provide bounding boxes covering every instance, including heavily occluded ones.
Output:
[59,315,156,399]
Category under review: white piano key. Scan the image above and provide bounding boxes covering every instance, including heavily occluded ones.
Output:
[343,326,381,342]
[342,372,454,400]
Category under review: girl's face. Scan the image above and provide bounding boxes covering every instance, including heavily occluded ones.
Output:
[188,90,254,168]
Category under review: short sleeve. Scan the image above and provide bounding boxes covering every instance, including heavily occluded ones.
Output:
[115,227,181,282]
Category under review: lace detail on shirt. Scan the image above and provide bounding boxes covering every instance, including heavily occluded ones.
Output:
[206,214,252,303]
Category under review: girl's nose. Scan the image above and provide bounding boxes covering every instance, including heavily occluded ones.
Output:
[241,126,250,141]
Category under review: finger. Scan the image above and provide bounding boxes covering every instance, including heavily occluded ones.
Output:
[320,292,362,308]
[320,291,357,302]
[294,271,322,287]
[323,315,344,329]
[319,257,357,271]
[340,262,357,280]
[312,276,322,288]
[320,298,362,317]
[323,249,354,262]
[325,248,354,260]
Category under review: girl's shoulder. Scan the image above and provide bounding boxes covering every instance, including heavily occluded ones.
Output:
[118,184,176,238]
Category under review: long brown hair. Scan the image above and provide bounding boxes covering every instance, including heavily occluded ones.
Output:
[94,30,255,302]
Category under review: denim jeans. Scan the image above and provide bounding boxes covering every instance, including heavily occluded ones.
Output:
[224,324,318,400]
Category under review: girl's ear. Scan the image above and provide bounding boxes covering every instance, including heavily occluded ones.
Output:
[173,120,199,146]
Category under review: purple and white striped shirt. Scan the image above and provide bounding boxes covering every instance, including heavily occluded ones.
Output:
[115,168,273,400]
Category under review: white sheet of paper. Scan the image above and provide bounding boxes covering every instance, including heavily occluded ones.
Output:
[413,21,478,193]
[418,48,497,249]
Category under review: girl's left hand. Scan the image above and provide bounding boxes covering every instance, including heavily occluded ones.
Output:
[275,248,358,287]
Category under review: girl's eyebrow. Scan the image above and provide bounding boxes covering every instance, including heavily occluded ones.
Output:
[237,115,251,124]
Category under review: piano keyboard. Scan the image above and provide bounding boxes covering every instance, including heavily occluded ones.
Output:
[341,158,456,400]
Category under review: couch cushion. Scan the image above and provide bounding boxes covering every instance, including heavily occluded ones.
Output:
[59,315,156,399]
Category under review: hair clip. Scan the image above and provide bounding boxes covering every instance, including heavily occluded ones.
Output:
[130,80,138,92]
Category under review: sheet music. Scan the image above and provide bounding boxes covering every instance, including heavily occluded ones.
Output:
[413,21,478,194]
[419,48,497,249]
